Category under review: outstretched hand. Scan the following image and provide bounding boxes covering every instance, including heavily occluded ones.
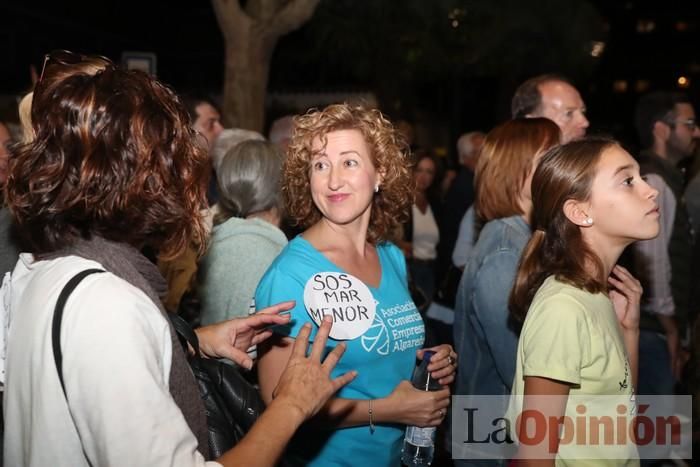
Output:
[195,301,295,369]
[272,316,357,420]
[608,265,642,332]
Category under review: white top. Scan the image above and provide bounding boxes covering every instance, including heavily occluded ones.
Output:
[2,254,221,467]
[411,204,439,260]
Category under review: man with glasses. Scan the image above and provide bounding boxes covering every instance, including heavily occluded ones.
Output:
[632,92,700,410]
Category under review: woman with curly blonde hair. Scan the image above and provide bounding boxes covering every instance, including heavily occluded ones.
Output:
[256,103,457,467]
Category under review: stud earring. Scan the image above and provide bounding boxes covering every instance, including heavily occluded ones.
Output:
[374,184,379,193]
[585,217,593,225]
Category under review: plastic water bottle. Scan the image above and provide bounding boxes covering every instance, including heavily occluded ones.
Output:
[401,350,442,467]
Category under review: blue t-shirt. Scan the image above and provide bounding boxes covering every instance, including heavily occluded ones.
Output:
[255,236,425,467]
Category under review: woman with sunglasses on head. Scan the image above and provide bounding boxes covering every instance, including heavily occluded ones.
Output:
[2,51,355,467]
[508,138,659,465]
[255,104,457,467]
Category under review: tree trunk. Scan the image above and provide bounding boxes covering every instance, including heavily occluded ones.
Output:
[213,0,321,132]
[221,28,272,131]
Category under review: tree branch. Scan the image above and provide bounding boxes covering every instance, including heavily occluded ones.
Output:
[267,0,321,38]
[211,0,249,40]
[245,0,275,21]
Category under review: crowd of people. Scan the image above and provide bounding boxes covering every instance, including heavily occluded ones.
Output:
[0,50,696,467]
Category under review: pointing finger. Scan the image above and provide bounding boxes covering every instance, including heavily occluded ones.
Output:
[310,316,333,362]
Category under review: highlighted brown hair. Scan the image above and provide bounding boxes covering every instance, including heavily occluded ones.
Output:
[475,118,560,225]
[6,54,209,259]
[284,104,413,244]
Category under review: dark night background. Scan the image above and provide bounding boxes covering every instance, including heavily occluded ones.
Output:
[0,0,698,162]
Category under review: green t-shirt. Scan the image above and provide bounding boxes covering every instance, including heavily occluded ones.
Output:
[509,276,639,466]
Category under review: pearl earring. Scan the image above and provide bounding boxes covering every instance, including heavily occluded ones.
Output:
[585,217,593,225]
[374,184,379,193]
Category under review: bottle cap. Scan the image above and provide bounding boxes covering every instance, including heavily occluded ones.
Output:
[422,350,435,362]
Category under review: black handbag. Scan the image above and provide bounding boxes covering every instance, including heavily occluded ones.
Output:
[169,313,266,459]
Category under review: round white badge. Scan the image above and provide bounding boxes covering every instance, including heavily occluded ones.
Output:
[303,272,377,340]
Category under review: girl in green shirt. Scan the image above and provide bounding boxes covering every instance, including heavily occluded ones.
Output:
[509,138,660,466]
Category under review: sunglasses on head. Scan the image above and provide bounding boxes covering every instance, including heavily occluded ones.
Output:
[38,50,85,83]
[38,49,112,83]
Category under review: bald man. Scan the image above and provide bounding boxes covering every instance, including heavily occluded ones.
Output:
[512,74,589,143]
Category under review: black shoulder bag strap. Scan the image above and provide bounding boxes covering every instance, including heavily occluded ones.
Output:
[51,268,106,466]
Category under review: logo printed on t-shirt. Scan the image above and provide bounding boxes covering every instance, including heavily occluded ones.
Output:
[303,272,377,340]
[361,314,390,355]
[619,361,629,391]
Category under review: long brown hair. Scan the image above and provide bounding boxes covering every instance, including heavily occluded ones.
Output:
[509,137,616,322]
